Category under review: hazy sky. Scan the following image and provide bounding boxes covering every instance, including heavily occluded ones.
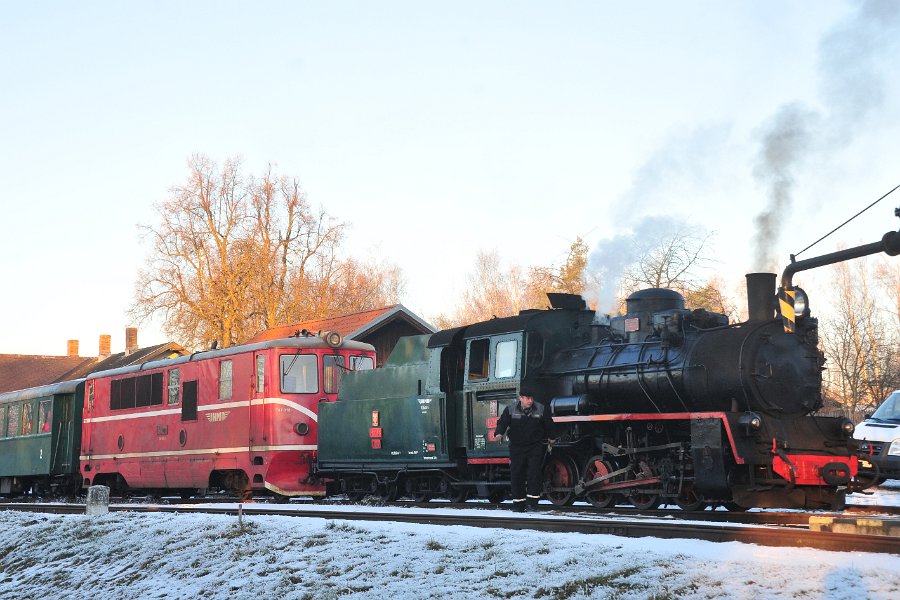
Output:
[2,1,899,355]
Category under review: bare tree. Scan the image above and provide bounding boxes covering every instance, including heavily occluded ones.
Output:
[821,259,900,420]
[875,258,900,326]
[434,251,533,328]
[620,227,713,295]
[133,155,403,349]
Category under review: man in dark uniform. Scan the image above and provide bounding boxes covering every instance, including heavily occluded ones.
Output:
[494,393,553,512]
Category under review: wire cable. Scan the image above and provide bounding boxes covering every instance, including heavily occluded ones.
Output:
[793,182,900,258]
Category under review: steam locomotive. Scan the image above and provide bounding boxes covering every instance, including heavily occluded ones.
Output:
[317,227,900,510]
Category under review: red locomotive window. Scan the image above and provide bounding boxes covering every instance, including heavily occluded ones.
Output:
[324,355,345,394]
[280,354,318,394]
[182,380,198,421]
[219,360,233,400]
[111,374,163,410]
[255,355,265,393]
[167,369,180,405]
[351,356,374,371]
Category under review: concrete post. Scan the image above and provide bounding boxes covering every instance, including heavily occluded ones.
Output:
[85,485,110,516]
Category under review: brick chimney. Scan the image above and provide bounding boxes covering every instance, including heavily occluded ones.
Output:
[99,334,111,358]
[67,340,79,357]
[125,327,138,356]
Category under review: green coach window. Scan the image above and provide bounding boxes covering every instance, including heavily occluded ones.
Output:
[38,400,51,433]
[0,406,6,437]
[21,403,33,435]
[6,405,19,437]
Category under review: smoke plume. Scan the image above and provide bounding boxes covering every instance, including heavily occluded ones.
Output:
[751,0,900,270]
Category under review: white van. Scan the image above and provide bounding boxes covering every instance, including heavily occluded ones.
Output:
[854,390,900,481]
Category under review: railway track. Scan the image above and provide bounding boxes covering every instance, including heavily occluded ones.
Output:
[2,500,898,555]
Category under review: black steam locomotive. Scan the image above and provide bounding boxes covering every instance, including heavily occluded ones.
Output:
[317,227,900,510]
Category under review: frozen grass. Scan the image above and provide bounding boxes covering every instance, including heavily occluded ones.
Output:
[1,505,899,600]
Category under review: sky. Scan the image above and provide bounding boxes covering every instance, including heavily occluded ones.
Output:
[2,484,900,598]
[2,1,900,355]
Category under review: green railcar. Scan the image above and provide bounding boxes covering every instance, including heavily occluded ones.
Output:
[0,379,84,496]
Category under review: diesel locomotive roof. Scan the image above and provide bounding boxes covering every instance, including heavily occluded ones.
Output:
[87,336,375,380]
[0,378,84,404]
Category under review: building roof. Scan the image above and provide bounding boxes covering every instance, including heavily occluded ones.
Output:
[0,355,96,394]
[91,342,186,374]
[245,304,436,344]
[0,342,187,394]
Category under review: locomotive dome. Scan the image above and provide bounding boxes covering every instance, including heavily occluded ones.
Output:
[625,288,685,315]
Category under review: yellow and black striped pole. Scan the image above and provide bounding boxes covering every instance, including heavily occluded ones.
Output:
[779,288,796,334]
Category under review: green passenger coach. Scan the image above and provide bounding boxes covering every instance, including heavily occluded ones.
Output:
[0,379,84,496]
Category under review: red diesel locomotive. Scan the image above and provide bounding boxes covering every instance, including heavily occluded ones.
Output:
[79,333,375,499]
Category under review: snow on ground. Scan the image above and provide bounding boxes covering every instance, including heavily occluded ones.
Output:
[1,484,899,600]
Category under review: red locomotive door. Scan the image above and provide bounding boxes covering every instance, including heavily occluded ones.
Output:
[250,353,267,453]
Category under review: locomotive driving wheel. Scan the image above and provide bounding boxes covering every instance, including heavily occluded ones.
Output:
[628,460,660,510]
[543,453,577,506]
[581,456,621,509]
[674,483,704,512]
[629,492,661,510]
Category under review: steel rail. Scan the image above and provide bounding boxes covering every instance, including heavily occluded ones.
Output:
[1,502,897,554]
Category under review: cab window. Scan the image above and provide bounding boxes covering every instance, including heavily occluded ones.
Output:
[280,355,318,394]
[526,331,545,368]
[468,339,490,380]
[350,355,374,371]
[494,340,518,379]
[323,355,345,394]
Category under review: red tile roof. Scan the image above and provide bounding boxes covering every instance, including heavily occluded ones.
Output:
[245,306,399,344]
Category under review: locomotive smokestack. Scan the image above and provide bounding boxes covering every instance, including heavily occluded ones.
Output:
[746,273,776,321]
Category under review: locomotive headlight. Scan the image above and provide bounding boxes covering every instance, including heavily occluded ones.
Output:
[738,412,763,434]
[888,439,900,456]
[839,418,854,437]
[792,287,810,318]
[295,422,310,436]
